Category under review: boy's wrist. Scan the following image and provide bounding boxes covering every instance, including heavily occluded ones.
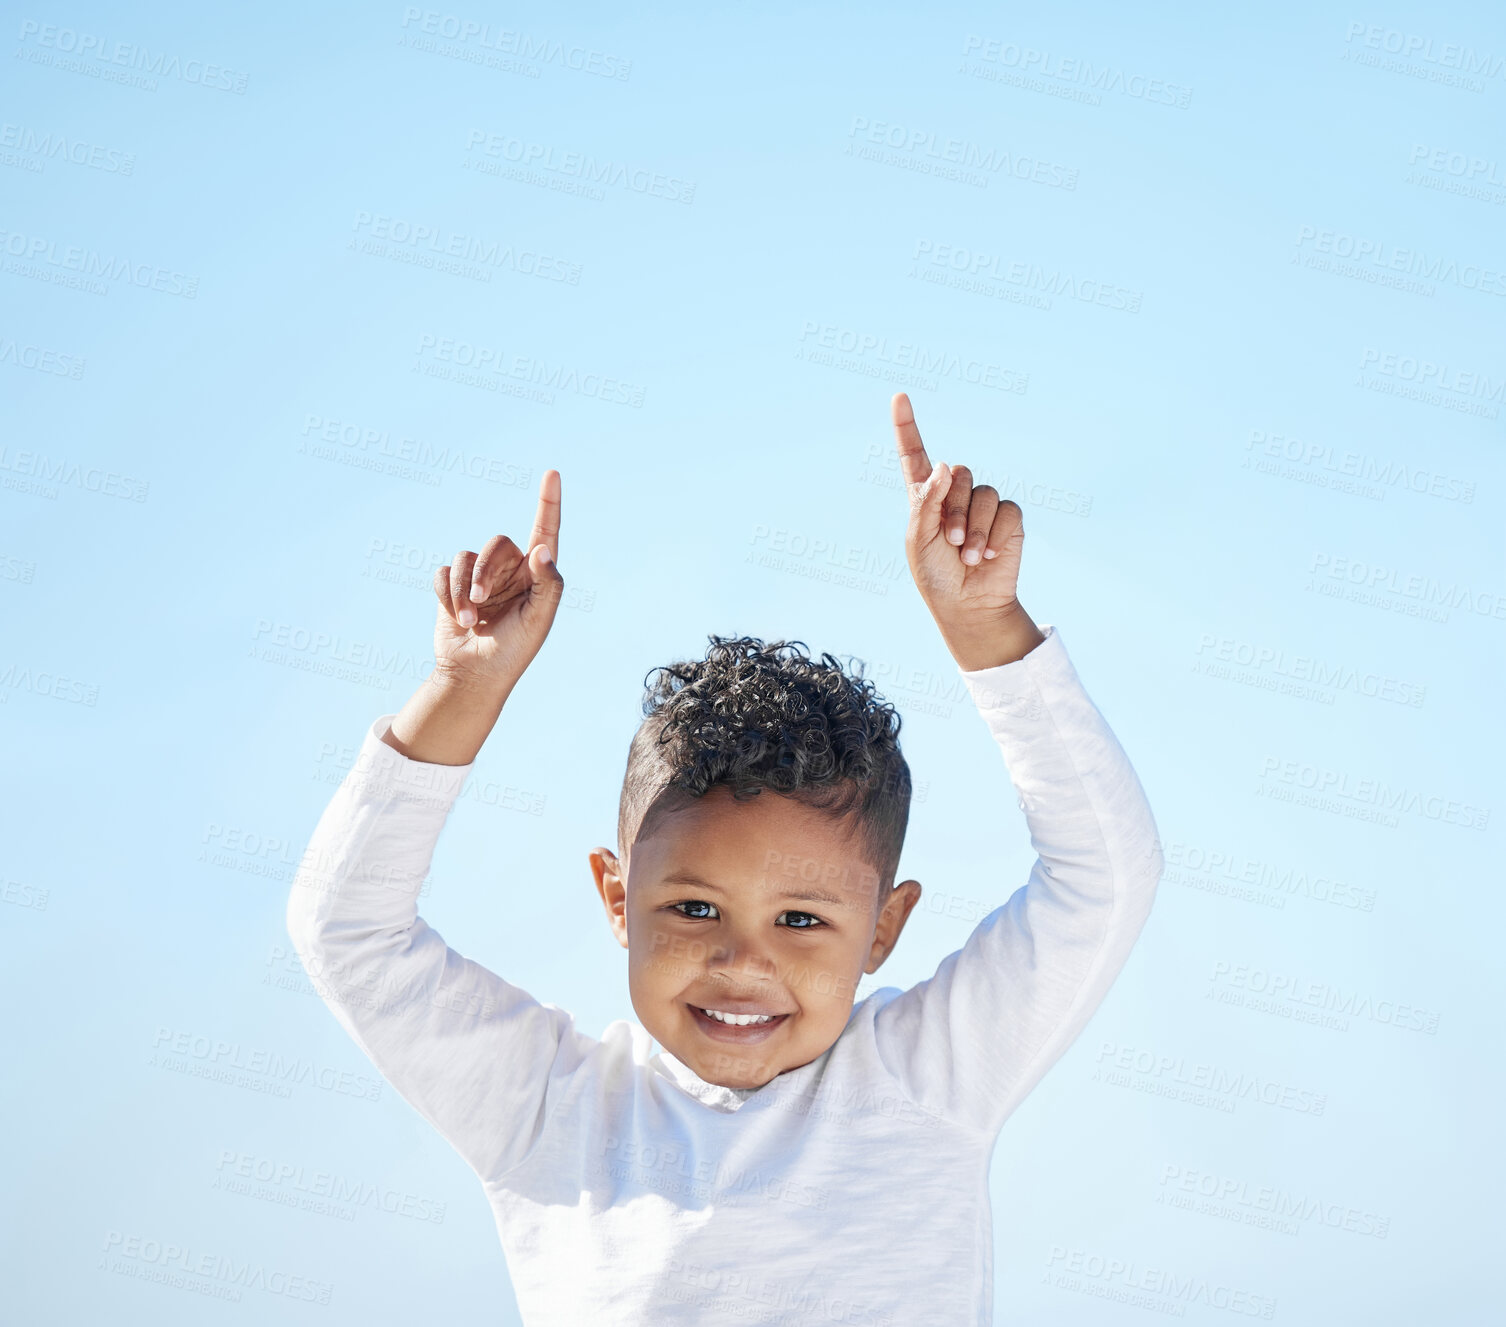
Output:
[428,658,519,700]
[939,603,1046,672]
[383,664,515,765]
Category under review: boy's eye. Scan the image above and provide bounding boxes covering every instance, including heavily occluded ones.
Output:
[778,910,824,930]
[670,900,718,920]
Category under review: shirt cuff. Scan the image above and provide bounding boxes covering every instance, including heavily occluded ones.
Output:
[347,713,477,808]
[953,623,1071,721]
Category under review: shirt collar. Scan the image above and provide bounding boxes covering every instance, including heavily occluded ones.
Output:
[650,1042,840,1113]
[652,1049,757,1110]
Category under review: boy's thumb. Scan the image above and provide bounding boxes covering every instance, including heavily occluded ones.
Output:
[920,461,952,514]
[528,542,564,597]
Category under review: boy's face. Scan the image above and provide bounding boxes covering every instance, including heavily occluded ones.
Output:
[590,786,922,1091]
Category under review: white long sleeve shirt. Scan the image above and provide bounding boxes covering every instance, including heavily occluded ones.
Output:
[285,624,1164,1326]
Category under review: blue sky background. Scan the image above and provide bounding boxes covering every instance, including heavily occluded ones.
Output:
[3,1,1502,1321]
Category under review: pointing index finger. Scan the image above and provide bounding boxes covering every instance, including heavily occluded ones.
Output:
[527,468,562,562]
[891,392,932,488]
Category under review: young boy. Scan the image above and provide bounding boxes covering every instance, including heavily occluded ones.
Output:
[286,393,1164,1325]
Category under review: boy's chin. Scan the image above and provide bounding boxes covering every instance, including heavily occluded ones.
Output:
[689,1054,774,1090]
[671,1036,789,1084]
[679,1044,786,1091]
[682,1040,833,1092]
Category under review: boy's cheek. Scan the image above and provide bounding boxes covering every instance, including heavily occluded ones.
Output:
[639,954,695,986]
[639,928,714,968]
[779,954,865,1005]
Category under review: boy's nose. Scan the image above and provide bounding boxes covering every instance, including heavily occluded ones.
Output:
[705,939,777,982]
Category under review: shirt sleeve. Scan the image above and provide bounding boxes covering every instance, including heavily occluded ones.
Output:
[871,624,1165,1137]
[285,713,597,1184]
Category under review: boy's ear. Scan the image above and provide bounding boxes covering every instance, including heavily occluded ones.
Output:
[864,878,922,974]
[589,847,630,950]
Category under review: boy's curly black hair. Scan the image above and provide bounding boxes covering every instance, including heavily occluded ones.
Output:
[616,634,913,910]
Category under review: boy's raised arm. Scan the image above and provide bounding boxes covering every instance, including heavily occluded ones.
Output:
[870,397,1164,1136]
[871,622,1163,1136]
[286,472,595,1182]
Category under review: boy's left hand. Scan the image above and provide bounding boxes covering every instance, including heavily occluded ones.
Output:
[892,392,1045,671]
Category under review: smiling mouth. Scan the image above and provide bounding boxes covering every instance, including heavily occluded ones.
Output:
[687,1003,790,1041]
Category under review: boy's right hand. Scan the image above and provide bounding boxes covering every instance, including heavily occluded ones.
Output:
[430,469,565,690]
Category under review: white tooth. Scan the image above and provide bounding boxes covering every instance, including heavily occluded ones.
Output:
[701,1008,775,1026]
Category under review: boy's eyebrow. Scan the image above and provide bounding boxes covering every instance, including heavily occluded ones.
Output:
[654,869,856,909]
